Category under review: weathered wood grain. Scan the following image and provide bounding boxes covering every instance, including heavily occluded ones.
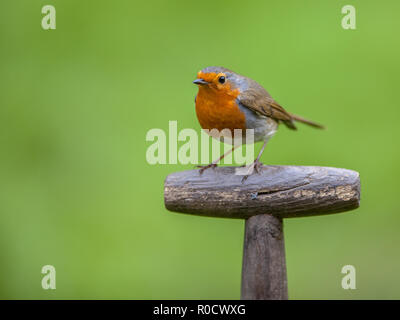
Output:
[241,214,288,300]
[164,165,360,300]
[164,165,360,219]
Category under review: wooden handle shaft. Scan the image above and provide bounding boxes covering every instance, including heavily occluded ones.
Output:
[241,214,288,300]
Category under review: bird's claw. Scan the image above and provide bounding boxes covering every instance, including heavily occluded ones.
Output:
[253,160,263,174]
[196,163,217,175]
[241,160,264,183]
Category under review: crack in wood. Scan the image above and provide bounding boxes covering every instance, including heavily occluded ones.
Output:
[164,165,360,219]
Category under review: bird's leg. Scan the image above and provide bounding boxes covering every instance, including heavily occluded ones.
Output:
[197,145,240,175]
[241,139,269,182]
[253,139,268,173]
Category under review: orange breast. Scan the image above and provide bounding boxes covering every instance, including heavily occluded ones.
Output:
[195,86,246,133]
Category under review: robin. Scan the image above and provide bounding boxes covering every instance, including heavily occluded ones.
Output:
[193,66,324,181]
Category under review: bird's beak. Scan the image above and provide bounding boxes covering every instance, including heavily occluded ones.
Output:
[193,78,208,85]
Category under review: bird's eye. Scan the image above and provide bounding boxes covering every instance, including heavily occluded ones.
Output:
[218,76,226,84]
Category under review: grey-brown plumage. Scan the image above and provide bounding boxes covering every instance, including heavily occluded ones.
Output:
[202,66,324,130]
[193,66,324,180]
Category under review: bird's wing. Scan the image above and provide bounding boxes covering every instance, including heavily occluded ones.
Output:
[238,88,297,130]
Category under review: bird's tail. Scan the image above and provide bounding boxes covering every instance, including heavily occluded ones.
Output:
[291,113,324,129]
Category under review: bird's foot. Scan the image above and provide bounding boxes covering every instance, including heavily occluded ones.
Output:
[196,163,217,175]
[253,159,264,174]
[241,159,264,183]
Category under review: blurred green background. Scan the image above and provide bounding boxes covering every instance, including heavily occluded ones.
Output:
[0,0,399,299]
